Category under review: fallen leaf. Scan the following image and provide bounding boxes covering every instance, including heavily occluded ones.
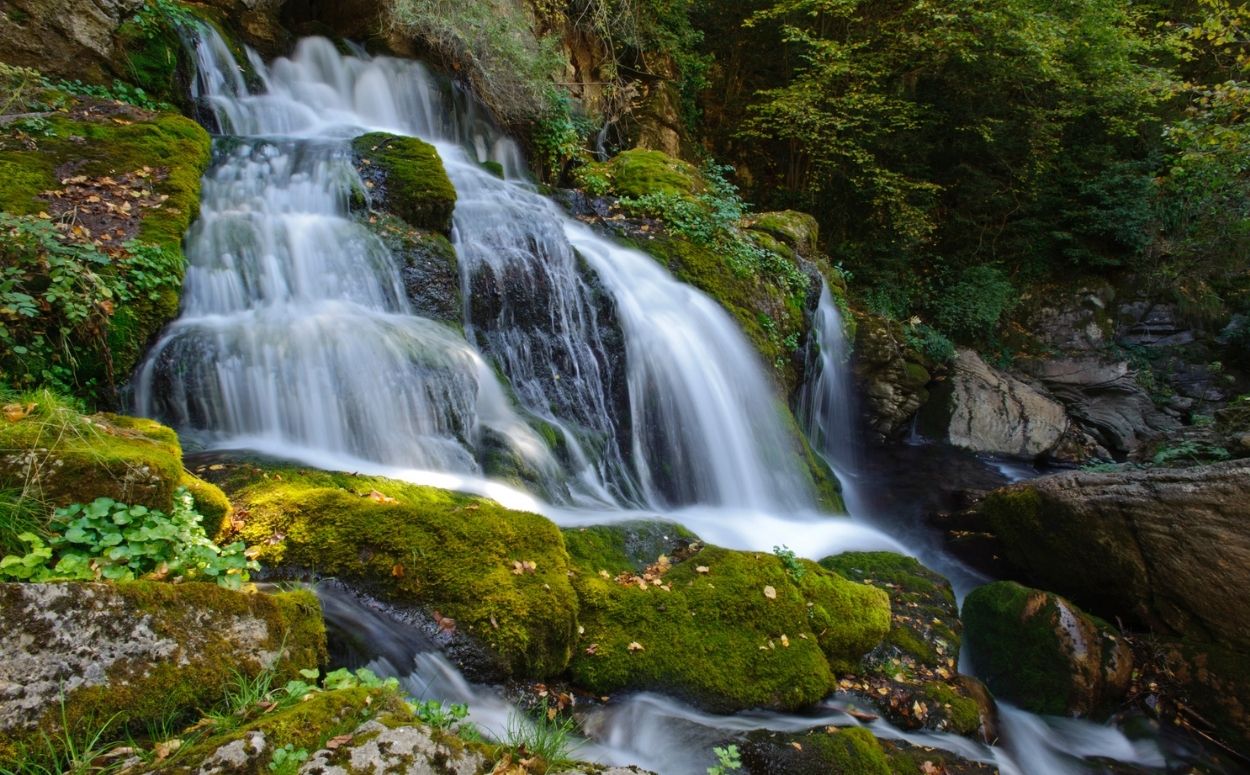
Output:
[367,489,398,504]
[627,641,644,652]
[789,742,803,751]
[326,734,353,750]
[153,739,182,761]
[2,403,35,422]
[763,585,777,600]
[391,563,404,578]
[695,565,710,574]
[585,643,599,655]
[780,634,790,647]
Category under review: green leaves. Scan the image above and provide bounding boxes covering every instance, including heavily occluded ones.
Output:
[0,487,259,588]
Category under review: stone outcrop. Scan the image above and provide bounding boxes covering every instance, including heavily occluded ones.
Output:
[929,349,1070,459]
[962,581,1132,717]
[0,581,326,763]
[0,0,144,82]
[852,315,931,442]
[972,460,1250,650]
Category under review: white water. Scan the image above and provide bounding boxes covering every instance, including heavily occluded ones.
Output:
[137,28,1176,775]
[138,32,814,512]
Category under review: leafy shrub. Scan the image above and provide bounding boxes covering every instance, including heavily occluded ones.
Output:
[904,322,955,364]
[619,161,809,294]
[0,213,183,394]
[772,545,805,581]
[43,78,170,112]
[267,744,308,774]
[0,487,257,589]
[707,745,742,775]
[929,265,1016,342]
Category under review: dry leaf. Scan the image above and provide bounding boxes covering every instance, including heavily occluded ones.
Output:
[627,641,644,652]
[391,563,404,578]
[763,585,777,600]
[695,566,710,574]
[153,739,182,761]
[2,403,35,422]
[780,634,790,647]
[325,734,353,750]
[367,489,398,504]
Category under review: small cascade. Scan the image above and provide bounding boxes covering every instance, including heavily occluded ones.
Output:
[797,279,859,471]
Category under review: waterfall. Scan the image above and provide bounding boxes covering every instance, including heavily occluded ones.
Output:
[136,31,814,511]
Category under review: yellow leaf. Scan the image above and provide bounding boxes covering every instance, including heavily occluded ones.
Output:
[627,641,644,652]
[763,585,777,600]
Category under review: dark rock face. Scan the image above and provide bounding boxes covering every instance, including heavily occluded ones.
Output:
[962,581,1133,717]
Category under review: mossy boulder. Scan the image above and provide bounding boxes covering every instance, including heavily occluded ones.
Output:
[962,581,1133,717]
[561,520,699,575]
[0,393,229,523]
[0,105,211,401]
[578,149,703,199]
[566,538,890,713]
[223,467,578,678]
[741,725,999,775]
[352,132,457,234]
[0,581,326,766]
[743,211,820,258]
[820,552,990,738]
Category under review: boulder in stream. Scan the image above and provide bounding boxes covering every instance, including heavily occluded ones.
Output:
[962,581,1133,717]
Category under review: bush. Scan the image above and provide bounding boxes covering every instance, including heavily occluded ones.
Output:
[929,265,1016,342]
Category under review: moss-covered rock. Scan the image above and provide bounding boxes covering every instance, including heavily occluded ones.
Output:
[566,540,890,713]
[578,149,703,199]
[352,132,457,234]
[561,520,699,575]
[0,581,326,767]
[222,466,578,678]
[962,581,1133,717]
[741,727,891,775]
[0,104,211,401]
[741,725,999,774]
[743,211,820,258]
[820,552,989,738]
[0,392,229,526]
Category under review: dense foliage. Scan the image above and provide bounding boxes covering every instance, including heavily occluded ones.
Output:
[688,0,1250,346]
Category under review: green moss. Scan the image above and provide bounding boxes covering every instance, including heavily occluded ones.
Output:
[0,582,326,766]
[744,211,820,257]
[920,682,982,736]
[0,392,186,513]
[480,160,505,178]
[743,727,891,775]
[567,544,889,712]
[353,132,457,234]
[179,472,232,539]
[961,581,1073,716]
[561,521,699,575]
[0,111,210,400]
[579,149,702,199]
[227,467,577,677]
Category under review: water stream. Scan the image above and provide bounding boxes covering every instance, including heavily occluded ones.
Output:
[137,28,1189,774]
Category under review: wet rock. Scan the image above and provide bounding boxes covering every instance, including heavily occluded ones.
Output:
[852,315,931,442]
[971,460,1250,651]
[962,581,1132,717]
[928,349,1069,460]
[0,582,325,763]
[820,552,994,740]
[360,211,461,325]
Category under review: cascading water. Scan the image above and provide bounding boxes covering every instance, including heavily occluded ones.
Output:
[138,30,815,512]
[135,27,1185,775]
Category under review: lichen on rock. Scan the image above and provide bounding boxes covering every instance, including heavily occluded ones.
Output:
[0,581,326,766]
